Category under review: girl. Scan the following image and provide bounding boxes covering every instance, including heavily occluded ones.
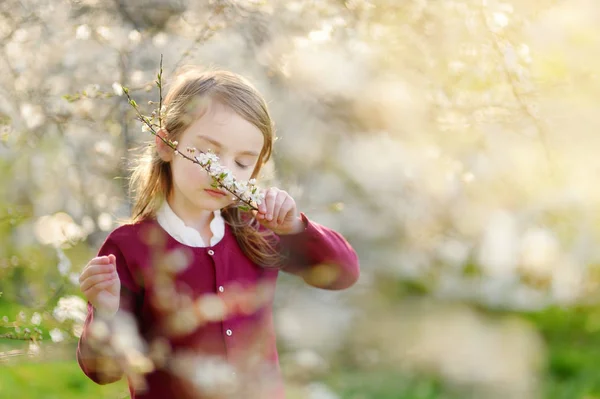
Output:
[76,67,360,399]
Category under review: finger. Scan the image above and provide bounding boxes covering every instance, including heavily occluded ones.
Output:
[80,272,118,293]
[257,190,268,215]
[264,189,278,221]
[79,262,116,283]
[271,191,288,224]
[83,279,118,299]
[277,196,295,224]
[108,254,116,265]
[80,262,115,282]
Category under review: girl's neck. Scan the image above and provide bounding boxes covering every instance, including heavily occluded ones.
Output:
[166,194,215,234]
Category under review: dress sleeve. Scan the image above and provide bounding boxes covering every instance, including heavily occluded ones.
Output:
[76,234,142,384]
[276,213,360,290]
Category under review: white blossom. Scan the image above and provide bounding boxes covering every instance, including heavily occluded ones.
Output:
[190,151,263,206]
[112,82,124,96]
[195,152,219,166]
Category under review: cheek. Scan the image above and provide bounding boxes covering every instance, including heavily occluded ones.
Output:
[171,157,209,185]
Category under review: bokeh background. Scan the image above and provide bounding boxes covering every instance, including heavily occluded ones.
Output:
[2,0,600,398]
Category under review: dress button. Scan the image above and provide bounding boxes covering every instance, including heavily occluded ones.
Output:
[226,329,232,336]
[218,286,224,293]
[208,249,214,256]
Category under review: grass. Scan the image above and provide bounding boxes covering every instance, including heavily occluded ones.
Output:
[5,297,600,398]
[0,361,453,399]
[0,359,128,399]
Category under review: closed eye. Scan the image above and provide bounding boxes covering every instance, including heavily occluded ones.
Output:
[235,161,251,169]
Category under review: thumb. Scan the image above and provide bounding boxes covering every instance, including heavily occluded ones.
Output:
[108,254,116,266]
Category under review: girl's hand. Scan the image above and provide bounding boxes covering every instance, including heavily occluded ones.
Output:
[256,187,304,235]
[79,255,121,318]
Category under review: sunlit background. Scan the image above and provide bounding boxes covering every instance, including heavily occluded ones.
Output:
[2,0,600,398]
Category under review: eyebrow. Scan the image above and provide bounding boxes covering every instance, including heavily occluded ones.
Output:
[196,135,259,157]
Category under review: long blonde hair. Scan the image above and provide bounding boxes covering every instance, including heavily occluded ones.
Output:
[129,67,281,268]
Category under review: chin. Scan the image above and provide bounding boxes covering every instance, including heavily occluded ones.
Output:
[197,196,232,211]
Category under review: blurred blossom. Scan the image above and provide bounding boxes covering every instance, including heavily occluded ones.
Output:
[97,212,114,231]
[28,342,41,357]
[437,239,471,268]
[49,328,65,343]
[128,30,142,43]
[307,382,339,399]
[130,70,145,84]
[81,216,95,234]
[89,319,110,341]
[275,293,352,352]
[519,227,560,280]
[292,349,328,375]
[152,32,168,47]
[110,312,146,353]
[72,324,83,338]
[287,45,367,97]
[30,312,42,325]
[492,12,510,29]
[68,272,80,286]
[96,26,112,41]
[94,140,114,156]
[56,247,72,276]
[53,295,87,324]
[19,103,45,129]
[477,210,519,278]
[75,24,91,40]
[308,26,332,42]
[18,311,26,322]
[34,212,85,246]
[551,257,585,304]
[171,353,238,396]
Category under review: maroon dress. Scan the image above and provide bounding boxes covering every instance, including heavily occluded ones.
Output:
[77,213,359,398]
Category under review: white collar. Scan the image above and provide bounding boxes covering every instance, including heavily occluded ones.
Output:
[156,201,225,247]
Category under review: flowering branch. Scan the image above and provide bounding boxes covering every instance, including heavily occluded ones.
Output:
[157,54,163,130]
[121,56,263,212]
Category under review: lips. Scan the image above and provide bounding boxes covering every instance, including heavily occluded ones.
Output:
[204,189,226,197]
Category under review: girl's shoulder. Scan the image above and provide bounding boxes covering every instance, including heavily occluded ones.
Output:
[104,217,159,246]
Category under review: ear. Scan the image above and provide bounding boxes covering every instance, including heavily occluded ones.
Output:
[156,129,173,162]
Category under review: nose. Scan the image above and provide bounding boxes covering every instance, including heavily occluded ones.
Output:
[218,155,233,170]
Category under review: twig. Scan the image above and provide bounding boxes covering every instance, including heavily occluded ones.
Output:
[479,3,555,177]
[158,55,163,129]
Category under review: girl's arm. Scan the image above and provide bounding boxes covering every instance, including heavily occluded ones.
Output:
[256,188,360,290]
[275,213,360,290]
[77,236,142,384]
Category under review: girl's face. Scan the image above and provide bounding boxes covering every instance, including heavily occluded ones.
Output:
[168,101,265,212]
